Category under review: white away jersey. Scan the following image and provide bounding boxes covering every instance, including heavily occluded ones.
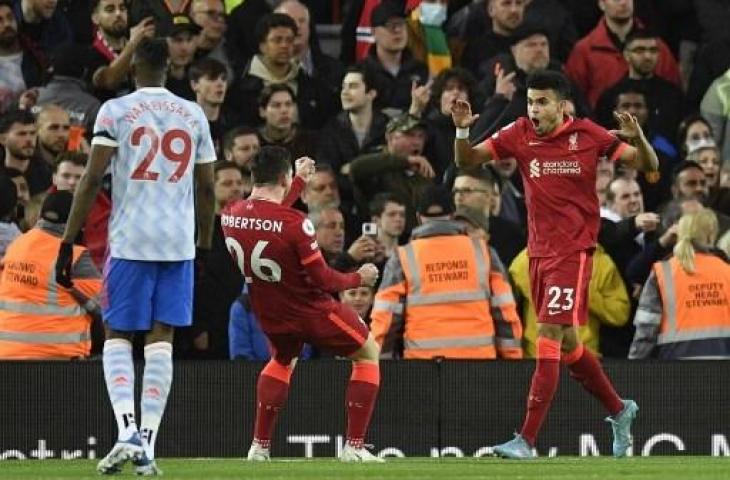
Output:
[92,87,216,261]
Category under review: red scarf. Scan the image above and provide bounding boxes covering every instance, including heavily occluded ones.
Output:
[92,30,120,62]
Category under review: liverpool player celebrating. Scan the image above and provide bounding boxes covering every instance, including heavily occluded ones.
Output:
[221,146,383,463]
[452,71,658,459]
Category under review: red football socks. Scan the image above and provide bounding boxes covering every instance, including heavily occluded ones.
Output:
[520,337,561,446]
[563,344,624,416]
[253,360,293,448]
[345,362,380,448]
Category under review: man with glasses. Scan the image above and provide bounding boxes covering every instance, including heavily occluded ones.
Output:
[453,167,525,266]
[190,0,234,81]
[596,29,683,140]
[359,0,427,116]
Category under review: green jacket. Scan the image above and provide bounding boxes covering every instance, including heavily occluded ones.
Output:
[349,150,433,234]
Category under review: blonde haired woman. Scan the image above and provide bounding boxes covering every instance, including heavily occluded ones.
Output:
[629,209,730,359]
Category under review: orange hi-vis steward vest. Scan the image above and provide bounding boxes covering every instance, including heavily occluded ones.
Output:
[653,254,730,349]
[374,233,522,359]
[0,228,98,359]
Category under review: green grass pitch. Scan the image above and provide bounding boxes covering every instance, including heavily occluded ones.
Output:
[1,457,729,480]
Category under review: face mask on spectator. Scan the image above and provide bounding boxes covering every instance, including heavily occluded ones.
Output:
[420,3,447,27]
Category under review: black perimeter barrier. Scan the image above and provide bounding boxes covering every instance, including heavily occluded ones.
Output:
[1,360,729,460]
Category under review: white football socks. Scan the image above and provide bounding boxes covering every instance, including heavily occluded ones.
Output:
[140,342,173,460]
[103,339,137,441]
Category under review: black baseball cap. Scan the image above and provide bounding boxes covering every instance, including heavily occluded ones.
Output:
[418,185,453,218]
[371,1,406,27]
[40,190,74,224]
[169,15,202,37]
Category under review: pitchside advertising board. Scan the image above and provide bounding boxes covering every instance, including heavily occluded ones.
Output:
[1,361,728,459]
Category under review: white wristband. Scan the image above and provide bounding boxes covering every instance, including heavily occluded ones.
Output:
[455,127,469,139]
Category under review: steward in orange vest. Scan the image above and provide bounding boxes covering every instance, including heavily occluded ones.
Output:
[371,217,522,359]
[0,191,102,359]
[630,210,730,359]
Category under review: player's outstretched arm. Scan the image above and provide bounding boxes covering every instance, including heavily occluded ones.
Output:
[62,144,114,244]
[195,162,216,250]
[611,111,659,173]
[451,99,492,169]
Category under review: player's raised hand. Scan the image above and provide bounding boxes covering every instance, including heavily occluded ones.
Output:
[357,263,379,287]
[451,99,479,128]
[610,111,643,141]
[294,157,316,182]
[55,242,74,288]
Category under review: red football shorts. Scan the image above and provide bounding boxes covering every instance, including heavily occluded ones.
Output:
[529,250,593,326]
[264,302,369,364]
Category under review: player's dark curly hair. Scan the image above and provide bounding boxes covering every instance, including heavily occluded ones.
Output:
[250,146,292,185]
[526,70,571,100]
[132,38,169,73]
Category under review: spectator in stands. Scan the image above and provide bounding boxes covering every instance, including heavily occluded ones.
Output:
[700,67,730,166]
[0,109,50,198]
[609,86,673,211]
[630,209,730,359]
[4,167,28,211]
[274,0,342,117]
[190,57,232,156]
[368,192,406,261]
[51,151,85,194]
[0,175,20,260]
[256,84,317,160]
[452,167,525,267]
[460,0,527,76]
[565,0,680,108]
[13,0,72,54]
[405,0,454,77]
[0,190,102,360]
[309,205,378,272]
[213,160,243,212]
[190,0,235,79]
[349,113,435,235]
[318,64,388,205]
[87,0,155,101]
[511,244,630,358]
[225,0,272,63]
[35,44,100,134]
[492,156,526,229]
[340,282,376,326]
[371,199,522,359]
[129,0,190,38]
[360,0,428,116]
[469,24,590,144]
[416,67,477,183]
[35,104,70,169]
[223,126,260,173]
[677,114,714,160]
[0,0,44,113]
[301,164,340,210]
[685,139,730,214]
[234,13,336,130]
[165,14,200,100]
[595,29,684,142]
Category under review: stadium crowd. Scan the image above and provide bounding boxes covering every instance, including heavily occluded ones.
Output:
[0,0,729,361]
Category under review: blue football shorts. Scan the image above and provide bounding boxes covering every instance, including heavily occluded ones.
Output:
[102,257,193,331]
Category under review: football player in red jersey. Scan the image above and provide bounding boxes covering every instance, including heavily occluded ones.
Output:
[221,146,384,463]
[452,70,658,458]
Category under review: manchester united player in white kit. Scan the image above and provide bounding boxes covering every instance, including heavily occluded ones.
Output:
[55,39,217,475]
